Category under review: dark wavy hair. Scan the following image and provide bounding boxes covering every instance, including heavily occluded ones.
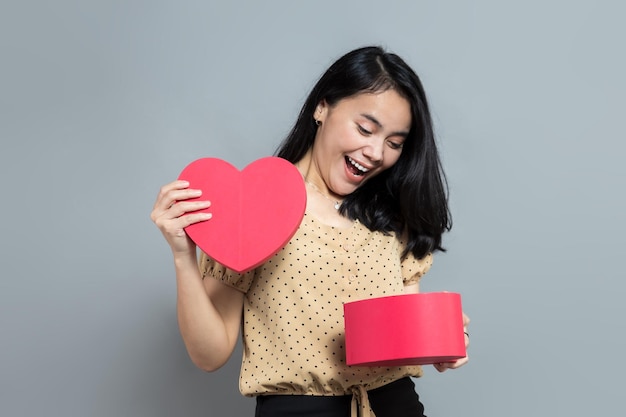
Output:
[275,46,451,259]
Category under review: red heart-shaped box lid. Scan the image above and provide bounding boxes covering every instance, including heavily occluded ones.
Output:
[178,157,306,273]
[344,292,466,366]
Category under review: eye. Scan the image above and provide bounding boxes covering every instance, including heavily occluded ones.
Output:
[387,140,404,150]
[357,124,372,135]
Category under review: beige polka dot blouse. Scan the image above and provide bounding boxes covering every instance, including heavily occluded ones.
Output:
[200,212,433,398]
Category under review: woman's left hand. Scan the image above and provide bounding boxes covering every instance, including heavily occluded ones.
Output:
[433,312,470,372]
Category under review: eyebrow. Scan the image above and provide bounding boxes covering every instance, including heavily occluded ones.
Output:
[360,113,409,138]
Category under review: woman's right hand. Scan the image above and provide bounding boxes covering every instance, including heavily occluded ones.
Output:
[150,180,212,256]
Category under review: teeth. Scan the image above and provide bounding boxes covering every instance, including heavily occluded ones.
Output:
[348,157,369,173]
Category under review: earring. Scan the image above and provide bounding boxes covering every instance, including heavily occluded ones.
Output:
[315,119,321,126]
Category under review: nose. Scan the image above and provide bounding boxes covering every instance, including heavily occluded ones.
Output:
[362,138,384,163]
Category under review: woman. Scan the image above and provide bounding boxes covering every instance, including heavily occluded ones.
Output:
[151,46,469,417]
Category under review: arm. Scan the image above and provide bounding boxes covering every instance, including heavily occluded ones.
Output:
[174,251,244,371]
[151,180,244,371]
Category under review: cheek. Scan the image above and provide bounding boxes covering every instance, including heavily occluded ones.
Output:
[382,151,402,169]
[325,124,355,151]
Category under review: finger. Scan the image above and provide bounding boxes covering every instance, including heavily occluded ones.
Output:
[161,189,204,211]
[176,211,213,230]
[451,356,469,369]
[462,313,470,327]
[162,211,213,238]
[151,196,208,225]
[153,202,212,233]
[157,180,190,201]
[433,355,469,373]
[433,363,448,373]
[153,181,187,213]
[154,180,199,209]
[168,200,212,219]
[154,190,206,220]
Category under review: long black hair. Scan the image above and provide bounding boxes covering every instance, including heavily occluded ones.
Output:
[275,46,451,259]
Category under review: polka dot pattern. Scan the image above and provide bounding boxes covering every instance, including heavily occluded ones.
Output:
[201,212,433,397]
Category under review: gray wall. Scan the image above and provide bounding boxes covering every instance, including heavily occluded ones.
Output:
[2,1,624,416]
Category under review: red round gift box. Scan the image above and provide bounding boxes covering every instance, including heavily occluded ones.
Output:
[343,292,466,366]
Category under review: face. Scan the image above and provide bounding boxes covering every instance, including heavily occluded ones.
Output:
[310,89,412,197]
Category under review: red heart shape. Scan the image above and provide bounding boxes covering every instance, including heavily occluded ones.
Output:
[178,157,306,273]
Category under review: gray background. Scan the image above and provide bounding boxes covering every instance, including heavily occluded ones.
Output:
[1,1,624,416]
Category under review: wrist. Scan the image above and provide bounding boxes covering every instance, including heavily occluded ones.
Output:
[172,250,198,270]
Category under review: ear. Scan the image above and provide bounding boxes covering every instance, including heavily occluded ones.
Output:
[315,100,329,124]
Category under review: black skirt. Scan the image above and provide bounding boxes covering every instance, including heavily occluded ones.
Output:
[255,377,426,417]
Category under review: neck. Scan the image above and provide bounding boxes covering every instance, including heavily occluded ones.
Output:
[295,151,344,209]
[297,157,342,199]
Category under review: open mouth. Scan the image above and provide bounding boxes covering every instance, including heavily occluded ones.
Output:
[345,156,370,176]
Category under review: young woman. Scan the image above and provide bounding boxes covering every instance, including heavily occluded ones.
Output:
[151,46,469,417]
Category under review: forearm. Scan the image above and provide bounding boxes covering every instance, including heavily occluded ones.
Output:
[173,253,236,371]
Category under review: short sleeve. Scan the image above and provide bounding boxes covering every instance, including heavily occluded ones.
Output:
[198,251,256,293]
[401,252,433,286]
[397,235,433,286]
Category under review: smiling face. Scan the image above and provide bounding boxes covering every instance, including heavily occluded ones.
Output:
[305,89,412,198]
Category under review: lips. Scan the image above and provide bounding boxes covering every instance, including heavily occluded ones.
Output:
[345,156,370,176]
